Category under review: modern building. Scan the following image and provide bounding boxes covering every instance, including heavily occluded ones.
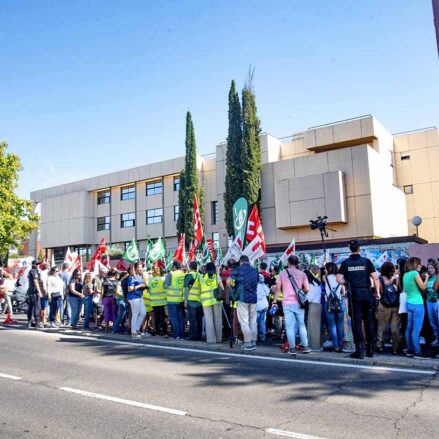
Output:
[29,114,439,260]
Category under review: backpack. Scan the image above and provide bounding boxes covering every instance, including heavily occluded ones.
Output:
[379,277,399,308]
[326,281,341,313]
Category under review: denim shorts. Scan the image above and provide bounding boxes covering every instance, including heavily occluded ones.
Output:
[40,297,49,308]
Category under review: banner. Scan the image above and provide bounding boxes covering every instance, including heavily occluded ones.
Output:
[233,197,248,249]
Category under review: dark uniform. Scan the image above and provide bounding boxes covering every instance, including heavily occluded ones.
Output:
[338,254,376,356]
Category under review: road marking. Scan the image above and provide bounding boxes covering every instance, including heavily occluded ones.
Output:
[266,428,325,439]
[4,328,436,375]
[0,372,22,381]
[59,387,187,416]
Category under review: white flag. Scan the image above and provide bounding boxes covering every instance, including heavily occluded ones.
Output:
[222,235,243,266]
[242,237,265,265]
[280,239,296,264]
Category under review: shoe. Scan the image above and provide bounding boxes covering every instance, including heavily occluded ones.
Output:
[323,340,334,349]
[413,352,430,360]
[288,348,297,356]
[420,337,426,345]
[27,323,32,329]
[50,322,56,328]
[350,345,364,359]
[241,343,255,351]
[366,345,374,358]
[141,332,152,338]
[431,339,439,346]
[302,346,311,354]
[131,334,142,339]
[406,351,414,358]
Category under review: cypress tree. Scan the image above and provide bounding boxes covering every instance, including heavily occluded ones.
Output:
[176,168,186,236]
[224,80,243,238]
[241,69,261,212]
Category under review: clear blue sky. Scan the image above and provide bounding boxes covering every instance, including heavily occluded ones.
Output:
[1,0,437,199]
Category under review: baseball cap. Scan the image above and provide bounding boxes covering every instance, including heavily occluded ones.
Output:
[349,239,361,249]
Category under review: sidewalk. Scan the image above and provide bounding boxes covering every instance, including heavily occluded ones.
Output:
[3,314,438,372]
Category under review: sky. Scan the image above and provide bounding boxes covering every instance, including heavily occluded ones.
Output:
[1,0,438,199]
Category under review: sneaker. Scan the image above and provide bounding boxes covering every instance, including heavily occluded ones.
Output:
[323,340,334,349]
[131,334,142,339]
[288,348,297,356]
[406,351,414,358]
[241,343,255,351]
[413,352,430,360]
[302,346,312,354]
[431,339,439,346]
[141,332,152,338]
[50,322,57,328]
[27,323,32,329]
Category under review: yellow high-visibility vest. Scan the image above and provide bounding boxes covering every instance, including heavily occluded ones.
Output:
[187,272,201,302]
[200,274,219,307]
[149,276,166,307]
[166,270,184,303]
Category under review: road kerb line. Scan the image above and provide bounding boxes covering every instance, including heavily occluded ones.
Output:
[59,387,187,416]
[0,372,22,381]
[266,427,325,439]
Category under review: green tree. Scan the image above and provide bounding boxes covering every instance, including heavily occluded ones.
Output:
[241,68,262,212]
[224,80,243,237]
[176,168,186,236]
[0,141,39,265]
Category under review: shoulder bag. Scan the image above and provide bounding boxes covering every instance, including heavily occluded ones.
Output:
[286,269,308,308]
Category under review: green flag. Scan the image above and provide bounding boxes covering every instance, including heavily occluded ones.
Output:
[122,239,140,263]
[148,237,166,265]
[217,245,224,265]
[165,249,173,272]
[199,236,211,265]
[233,197,248,246]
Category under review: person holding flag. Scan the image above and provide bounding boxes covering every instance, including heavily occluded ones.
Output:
[127,262,148,339]
[148,263,167,336]
[164,260,185,339]
[184,261,203,341]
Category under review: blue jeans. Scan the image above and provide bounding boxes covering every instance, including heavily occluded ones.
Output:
[284,303,308,348]
[113,300,127,334]
[257,308,267,340]
[168,303,185,338]
[49,296,63,322]
[427,300,439,341]
[68,296,82,327]
[326,306,345,350]
[82,296,94,330]
[405,302,425,354]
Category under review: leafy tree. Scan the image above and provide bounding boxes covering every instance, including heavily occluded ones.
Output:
[224,80,243,237]
[176,168,186,236]
[0,141,39,265]
[241,68,262,212]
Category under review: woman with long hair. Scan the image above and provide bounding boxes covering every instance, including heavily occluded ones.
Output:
[127,262,147,339]
[304,269,322,351]
[425,261,439,345]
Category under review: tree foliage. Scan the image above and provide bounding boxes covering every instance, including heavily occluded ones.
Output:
[241,68,262,212]
[176,168,186,236]
[224,80,243,237]
[0,141,39,264]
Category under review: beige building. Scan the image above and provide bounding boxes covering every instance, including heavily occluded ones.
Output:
[29,115,439,259]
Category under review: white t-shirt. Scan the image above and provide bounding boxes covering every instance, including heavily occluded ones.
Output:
[325,274,342,299]
[256,283,269,311]
[3,279,15,295]
[47,276,65,297]
[307,282,322,304]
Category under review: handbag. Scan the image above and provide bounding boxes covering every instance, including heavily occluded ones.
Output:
[286,269,308,308]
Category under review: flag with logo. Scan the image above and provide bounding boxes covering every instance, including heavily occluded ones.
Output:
[165,250,173,272]
[280,239,296,264]
[173,234,185,263]
[233,197,248,249]
[193,194,204,243]
[88,238,107,272]
[222,235,243,266]
[242,237,265,265]
[245,205,266,252]
[199,236,212,264]
[148,238,166,265]
[122,239,140,264]
[188,240,197,261]
[67,253,82,283]
[216,245,224,266]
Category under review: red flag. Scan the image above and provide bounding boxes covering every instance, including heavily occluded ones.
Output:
[88,238,107,272]
[188,240,197,261]
[206,239,215,262]
[173,234,185,263]
[193,195,204,243]
[245,205,266,252]
[116,258,130,271]
[66,253,81,283]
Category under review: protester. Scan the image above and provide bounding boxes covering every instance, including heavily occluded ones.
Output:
[27,260,43,329]
[403,257,429,359]
[184,261,203,341]
[1,272,15,318]
[47,267,64,327]
[113,271,129,334]
[305,268,322,351]
[148,264,167,336]
[273,255,311,356]
[82,272,94,331]
[127,262,147,339]
[228,255,259,351]
[425,261,439,346]
[39,262,49,328]
[101,269,120,333]
[337,240,380,359]
[59,263,70,325]
[164,261,185,340]
[68,271,84,329]
[200,262,224,343]
[256,274,269,342]
[376,262,400,354]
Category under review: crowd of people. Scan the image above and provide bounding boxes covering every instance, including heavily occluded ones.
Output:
[1,239,439,360]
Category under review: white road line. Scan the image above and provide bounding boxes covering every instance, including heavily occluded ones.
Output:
[0,372,22,381]
[59,387,187,416]
[266,428,325,439]
[4,328,436,375]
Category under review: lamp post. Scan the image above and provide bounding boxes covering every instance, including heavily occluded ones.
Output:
[412,216,422,237]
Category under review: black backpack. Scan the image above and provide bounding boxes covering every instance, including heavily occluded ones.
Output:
[379,277,399,308]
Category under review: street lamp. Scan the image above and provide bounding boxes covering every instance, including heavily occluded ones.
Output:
[412,216,422,237]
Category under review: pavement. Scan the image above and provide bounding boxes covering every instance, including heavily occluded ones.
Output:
[0,316,438,438]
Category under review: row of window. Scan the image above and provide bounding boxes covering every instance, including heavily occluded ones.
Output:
[97,177,180,205]
[97,202,218,231]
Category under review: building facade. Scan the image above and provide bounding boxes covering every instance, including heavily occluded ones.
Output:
[29,115,439,259]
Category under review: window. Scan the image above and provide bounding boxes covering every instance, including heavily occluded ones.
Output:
[146,208,163,224]
[97,216,110,231]
[401,154,411,161]
[174,205,179,222]
[121,185,135,201]
[212,232,220,250]
[97,190,111,205]
[211,201,219,225]
[404,185,413,194]
[146,180,163,196]
[121,212,135,228]
[173,176,180,191]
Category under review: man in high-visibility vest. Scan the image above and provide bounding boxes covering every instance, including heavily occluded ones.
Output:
[149,264,167,336]
[184,261,203,341]
[163,261,185,339]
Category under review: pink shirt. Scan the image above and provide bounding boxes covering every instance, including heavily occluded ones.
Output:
[276,268,309,305]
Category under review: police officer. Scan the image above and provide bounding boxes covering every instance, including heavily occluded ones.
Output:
[336,240,380,359]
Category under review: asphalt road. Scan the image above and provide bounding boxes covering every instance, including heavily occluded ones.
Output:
[0,327,437,439]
